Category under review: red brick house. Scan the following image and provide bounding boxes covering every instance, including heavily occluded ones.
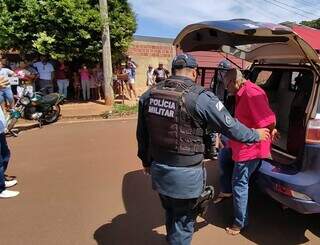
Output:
[127,35,243,87]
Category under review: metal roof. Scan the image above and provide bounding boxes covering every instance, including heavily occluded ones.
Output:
[133,35,174,44]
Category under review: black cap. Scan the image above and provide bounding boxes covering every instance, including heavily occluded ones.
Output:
[172,53,198,69]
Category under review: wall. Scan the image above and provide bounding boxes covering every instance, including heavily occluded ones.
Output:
[127,36,176,89]
[127,35,250,93]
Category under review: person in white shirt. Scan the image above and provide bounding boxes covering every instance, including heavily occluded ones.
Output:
[146,65,155,86]
[127,56,137,81]
[0,76,19,198]
[33,56,55,94]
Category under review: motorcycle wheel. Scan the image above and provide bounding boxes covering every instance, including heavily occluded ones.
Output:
[43,105,61,124]
[7,117,18,131]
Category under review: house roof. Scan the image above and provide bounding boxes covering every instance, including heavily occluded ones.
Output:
[133,35,174,44]
[281,22,320,53]
[293,25,320,53]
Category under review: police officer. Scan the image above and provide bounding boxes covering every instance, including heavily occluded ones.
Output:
[136,53,270,245]
[204,60,234,160]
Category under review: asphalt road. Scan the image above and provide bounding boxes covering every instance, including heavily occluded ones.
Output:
[1,119,319,245]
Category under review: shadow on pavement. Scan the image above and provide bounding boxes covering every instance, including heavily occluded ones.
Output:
[94,162,320,244]
[94,169,167,245]
[204,161,320,245]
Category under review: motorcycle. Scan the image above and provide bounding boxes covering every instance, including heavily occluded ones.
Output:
[6,86,65,136]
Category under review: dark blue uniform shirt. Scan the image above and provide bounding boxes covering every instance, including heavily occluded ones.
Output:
[136,76,260,199]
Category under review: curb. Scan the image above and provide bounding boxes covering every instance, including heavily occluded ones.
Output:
[15,114,138,127]
[55,116,138,125]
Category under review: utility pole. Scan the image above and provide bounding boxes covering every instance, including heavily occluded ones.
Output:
[99,0,113,106]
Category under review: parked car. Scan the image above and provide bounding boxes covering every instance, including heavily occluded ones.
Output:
[174,19,320,214]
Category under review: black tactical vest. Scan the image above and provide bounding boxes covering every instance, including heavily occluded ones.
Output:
[144,78,206,167]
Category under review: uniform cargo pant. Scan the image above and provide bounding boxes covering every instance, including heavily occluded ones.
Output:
[159,194,198,245]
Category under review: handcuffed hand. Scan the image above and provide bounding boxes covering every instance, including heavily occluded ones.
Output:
[256,128,270,141]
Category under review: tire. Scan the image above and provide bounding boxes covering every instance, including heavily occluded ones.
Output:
[43,105,61,124]
[7,117,18,131]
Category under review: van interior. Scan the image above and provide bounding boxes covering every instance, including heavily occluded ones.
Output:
[249,66,314,167]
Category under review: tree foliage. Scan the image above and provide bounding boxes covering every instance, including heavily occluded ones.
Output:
[0,0,137,63]
[300,18,320,29]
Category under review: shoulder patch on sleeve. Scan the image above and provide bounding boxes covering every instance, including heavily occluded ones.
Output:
[225,114,232,126]
[216,101,224,111]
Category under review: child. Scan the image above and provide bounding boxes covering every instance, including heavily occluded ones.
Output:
[73,72,81,101]
[90,69,98,100]
[15,61,36,98]
[124,63,137,100]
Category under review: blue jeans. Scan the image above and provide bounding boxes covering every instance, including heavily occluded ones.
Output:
[0,87,14,105]
[0,133,11,192]
[57,79,69,98]
[218,147,234,193]
[232,159,260,228]
[159,194,198,245]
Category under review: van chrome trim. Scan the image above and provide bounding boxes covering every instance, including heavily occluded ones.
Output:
[272,148,297,160]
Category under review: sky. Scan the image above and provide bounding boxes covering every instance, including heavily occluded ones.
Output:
[127,0,320,38]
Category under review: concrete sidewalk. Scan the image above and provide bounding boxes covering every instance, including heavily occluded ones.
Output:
[61,99,138,119]
[61,101,110,118]
[13,99,138,127]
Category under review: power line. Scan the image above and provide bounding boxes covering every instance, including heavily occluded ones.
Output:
[262,0,312,19]
[294,0,320,7]
[234,0,283,21]
[272,0,319,17]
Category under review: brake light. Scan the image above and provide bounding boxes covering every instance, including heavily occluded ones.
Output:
[275,184,292,197]
[274,184,312,201]
[306,119,320,144]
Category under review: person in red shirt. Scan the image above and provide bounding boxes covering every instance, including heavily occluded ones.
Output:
[56,60,69,99]
[224,68,279,235]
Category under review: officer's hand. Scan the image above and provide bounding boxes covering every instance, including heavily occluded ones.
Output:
[0,76,10,89]
[256,128,270,141]
[143,167,151,175]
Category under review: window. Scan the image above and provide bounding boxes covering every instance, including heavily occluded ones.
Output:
[255,70,272,86]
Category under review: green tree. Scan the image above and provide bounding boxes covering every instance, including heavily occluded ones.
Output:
[0,0,136,63]
[301,18,320,29]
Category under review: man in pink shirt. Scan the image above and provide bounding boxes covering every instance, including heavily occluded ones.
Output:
[224,69,278,235]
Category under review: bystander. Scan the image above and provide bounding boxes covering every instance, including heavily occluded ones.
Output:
[153,63,169,83]
[146,65,155,86]
[33,56,55,94]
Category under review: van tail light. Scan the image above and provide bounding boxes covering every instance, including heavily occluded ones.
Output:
[306,119,320,144]
[274,184,312,201]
